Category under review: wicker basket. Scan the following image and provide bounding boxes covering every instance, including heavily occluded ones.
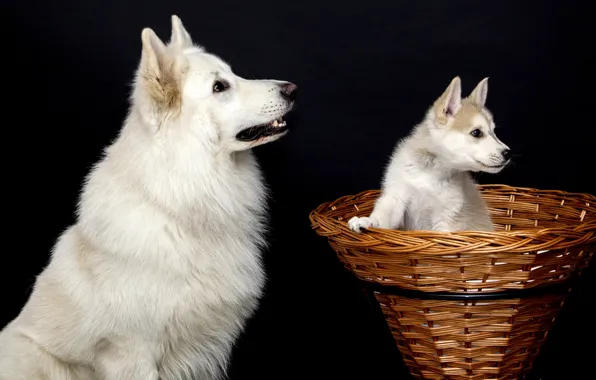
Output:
[310,185,595,380]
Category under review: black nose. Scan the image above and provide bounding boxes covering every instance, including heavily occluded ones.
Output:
[502,149,512,160]
[280,82,297,101]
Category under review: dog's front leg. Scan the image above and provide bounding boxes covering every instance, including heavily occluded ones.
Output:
[370,193,406,229]
[348,192,406,232]
[433,221,453,232]
[95,338,158,380]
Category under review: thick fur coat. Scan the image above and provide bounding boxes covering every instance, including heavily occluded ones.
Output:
[0,15,296,380]
[349,76,511,233]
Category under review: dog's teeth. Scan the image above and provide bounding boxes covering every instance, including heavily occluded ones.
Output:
[272,120,279,127]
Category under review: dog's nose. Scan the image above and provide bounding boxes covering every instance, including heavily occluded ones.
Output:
[501,149,512,160]
[280,82,297,101]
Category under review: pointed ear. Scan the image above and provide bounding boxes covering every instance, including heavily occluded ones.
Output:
[141,28,167,77]
[140,28,184,111]
[433,76,462,124]
[170,15,193,49]
[467,77,489,107]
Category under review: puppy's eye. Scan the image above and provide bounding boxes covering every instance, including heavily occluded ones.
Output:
[213,81,229,93]
[470,129,483,138]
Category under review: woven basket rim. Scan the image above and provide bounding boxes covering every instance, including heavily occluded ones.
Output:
[310,184,596,239]
[310,183,595,293]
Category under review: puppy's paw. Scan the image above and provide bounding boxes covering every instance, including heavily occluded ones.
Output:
[348,216,378,233]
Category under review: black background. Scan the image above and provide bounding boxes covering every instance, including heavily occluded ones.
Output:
[6,0,594,379]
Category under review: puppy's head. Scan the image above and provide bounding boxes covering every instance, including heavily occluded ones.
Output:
[426,76,511,173]
[133,15,297,151]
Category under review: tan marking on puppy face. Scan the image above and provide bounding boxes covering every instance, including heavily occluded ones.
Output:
[450,100,493,132]
[432,76,494,131]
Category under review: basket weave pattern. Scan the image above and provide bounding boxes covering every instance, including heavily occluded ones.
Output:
[310,185,595,379]
[376,293,566,379]
[310,185,595,293]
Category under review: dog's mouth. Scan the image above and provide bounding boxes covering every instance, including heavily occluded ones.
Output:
[475,159,509,169]
[235,117,289,142]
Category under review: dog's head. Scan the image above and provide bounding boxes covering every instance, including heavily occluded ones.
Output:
[425,76,511,173]
[133,15,296,151]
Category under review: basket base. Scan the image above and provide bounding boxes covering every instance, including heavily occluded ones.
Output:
[370,291,567,380]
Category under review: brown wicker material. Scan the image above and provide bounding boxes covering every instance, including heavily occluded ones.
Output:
[310,185,595,293]
[376,292,566,380]
[310,184,595,379]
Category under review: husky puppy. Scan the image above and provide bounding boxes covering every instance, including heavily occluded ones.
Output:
[0,15,296,380]
[349,76,510,233]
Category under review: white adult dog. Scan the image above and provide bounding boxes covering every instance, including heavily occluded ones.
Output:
[0,15,296,380]
[349,76,510,233]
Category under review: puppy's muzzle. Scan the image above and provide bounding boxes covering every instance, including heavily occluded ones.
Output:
[501,149,512,160]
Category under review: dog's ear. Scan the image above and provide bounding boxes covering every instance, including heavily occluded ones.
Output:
[467,77,489,107]
[434,76,462,124]
[141,28,167,78]
[140,28,185,111]
[170,15,193,49]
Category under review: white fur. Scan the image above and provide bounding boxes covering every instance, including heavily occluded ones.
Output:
[349,76,510,233]
[0,15,295,380]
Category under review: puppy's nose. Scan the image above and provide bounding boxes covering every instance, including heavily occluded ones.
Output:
[280,82,297,101]
[501,149,512,160]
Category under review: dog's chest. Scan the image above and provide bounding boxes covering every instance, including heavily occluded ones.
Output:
[130,209,265,379]
[86,153,268,378]
[155,177,266,377]
[405,173,467,229]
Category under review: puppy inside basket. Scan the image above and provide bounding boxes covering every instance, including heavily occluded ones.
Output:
[345,77,554,289]
[349,76,512,234]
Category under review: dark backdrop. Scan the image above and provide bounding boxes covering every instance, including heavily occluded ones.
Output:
[6,0,594,379]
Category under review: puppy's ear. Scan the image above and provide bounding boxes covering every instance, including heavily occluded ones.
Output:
[434,76,462,124]
[170,15,193,49]
[467,77,489,107]
[140,28,184,111]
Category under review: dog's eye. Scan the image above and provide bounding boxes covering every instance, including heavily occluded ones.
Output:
[212,81,229,93]
[470,129,483,138]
